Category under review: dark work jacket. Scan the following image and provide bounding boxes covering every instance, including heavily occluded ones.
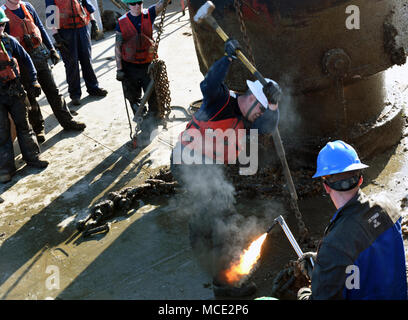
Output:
[194,56,242,122]
[311,190,407,300]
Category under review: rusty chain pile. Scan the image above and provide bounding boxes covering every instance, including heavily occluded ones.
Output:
[150,60,172,121]
[76,170,179,237]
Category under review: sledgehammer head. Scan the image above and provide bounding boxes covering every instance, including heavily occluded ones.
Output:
[193,1,215,23]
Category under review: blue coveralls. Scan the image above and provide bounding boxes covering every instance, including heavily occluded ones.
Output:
[45,0,100,100]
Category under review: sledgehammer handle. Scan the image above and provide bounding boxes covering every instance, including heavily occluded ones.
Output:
[272,130,298,202]
[205,16,258,76]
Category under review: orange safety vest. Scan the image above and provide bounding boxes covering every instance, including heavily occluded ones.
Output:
[179,93,245,164]
[119,11,155,64]
[54,0,90,29]
[0,38,19,83]
[3,3,42,52]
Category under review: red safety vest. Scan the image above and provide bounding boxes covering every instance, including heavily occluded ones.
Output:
[0,38,19,83]
[179,93,245,164]
[54,0,90,29]
[119,11,155,64]
[3,3,42,52]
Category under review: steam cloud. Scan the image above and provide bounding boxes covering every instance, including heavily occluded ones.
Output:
[173,160,274,285]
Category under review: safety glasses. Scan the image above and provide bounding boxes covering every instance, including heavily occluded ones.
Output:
[245,99,265,119]
[128,1,143,5]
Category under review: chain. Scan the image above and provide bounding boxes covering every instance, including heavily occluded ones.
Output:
[291,200,309,242]
[233,0,256,66]
[232,1,309,241]
[335,77,348,140]
[150,60,172,121]
[150,0,172,126]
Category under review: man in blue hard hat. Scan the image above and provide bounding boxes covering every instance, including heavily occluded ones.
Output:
[297,140,407,300]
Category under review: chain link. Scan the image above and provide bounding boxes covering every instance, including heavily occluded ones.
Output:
[233,0,256,66]
[335,77,348,140]
[150,0,172,126]
[150,60,172,121]
[291,200,309,242]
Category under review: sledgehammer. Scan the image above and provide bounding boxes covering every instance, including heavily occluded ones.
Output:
[194,1,261,82]
[194,1,308,237]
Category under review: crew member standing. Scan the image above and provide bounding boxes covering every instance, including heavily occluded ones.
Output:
[3,0,86,143]
[0,10,48,183]
[297,140,407,300]
[115,0,171,119]
[45,0,107,106]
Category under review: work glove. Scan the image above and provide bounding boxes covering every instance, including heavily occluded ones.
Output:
[49,48,60,65]
[297,287,312,300]
[53,33,69,53]
[224,39,241,60]
[297,251,317,280]
[263,80,282,106]
[91,20,99,40]
[28,81,42,98]
[116,70,125,82]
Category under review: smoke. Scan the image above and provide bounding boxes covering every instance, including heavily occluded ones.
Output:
[173,161,273,285]
[277,70,302,141]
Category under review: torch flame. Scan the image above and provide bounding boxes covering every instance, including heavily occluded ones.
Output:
[224,233,268,284]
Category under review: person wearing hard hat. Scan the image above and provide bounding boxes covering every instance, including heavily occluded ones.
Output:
[170,39,281,298]
[2,0,86,143]
[115,0,171,121]
[172,39,281,166]
[45,0,107,106]
[0,8,48,183]
[297,140,407,300]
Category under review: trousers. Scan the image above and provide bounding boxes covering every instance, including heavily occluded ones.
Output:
[0,81,40,174]
[20,46,74,133]
[122,61,158,116]
[57,26,99,99]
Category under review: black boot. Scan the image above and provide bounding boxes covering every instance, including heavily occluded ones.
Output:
[26,159,49,169]
[88,88,108,97]
[36,131,45,144]
[0,172,14,183]
[62,120,86,131]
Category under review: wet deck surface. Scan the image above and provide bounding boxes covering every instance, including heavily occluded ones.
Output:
[1,1,408,300]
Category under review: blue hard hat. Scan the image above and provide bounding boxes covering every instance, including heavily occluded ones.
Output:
[312,140,368,178]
